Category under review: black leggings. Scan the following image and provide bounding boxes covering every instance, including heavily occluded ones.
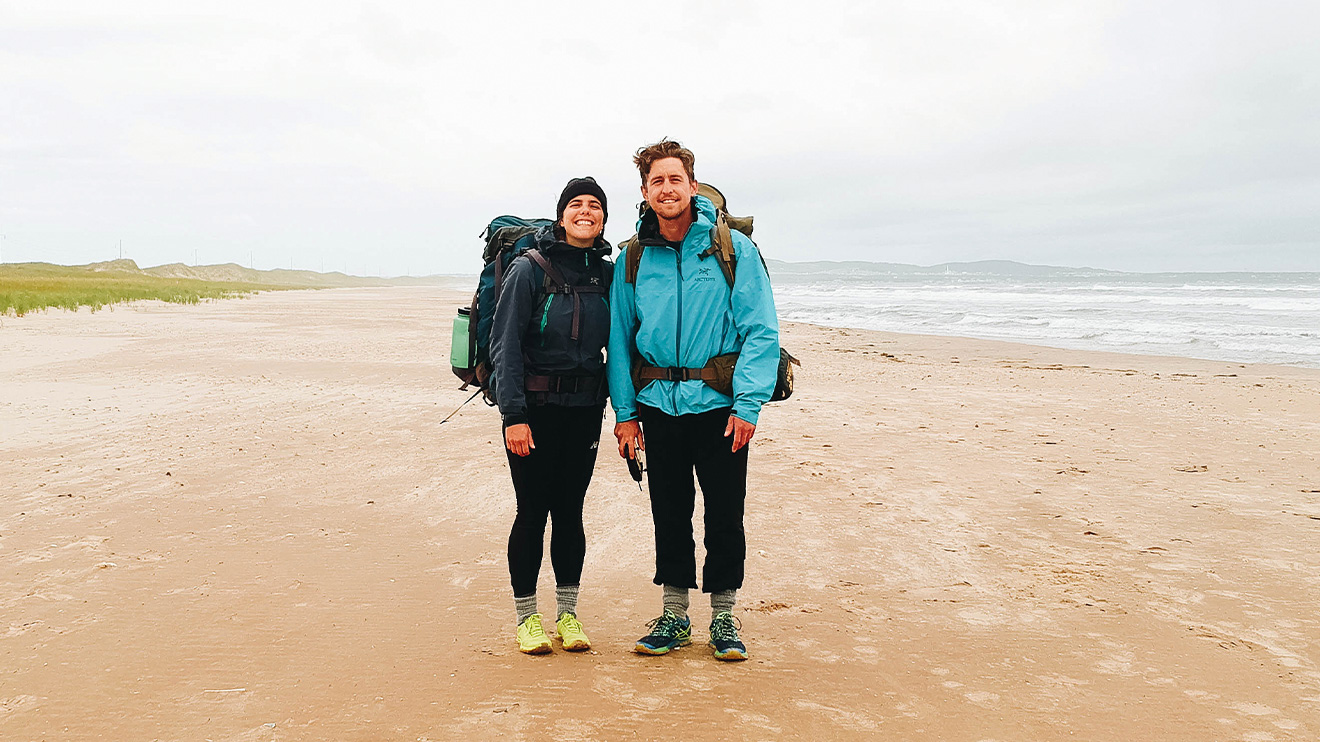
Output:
[506,404,604,597]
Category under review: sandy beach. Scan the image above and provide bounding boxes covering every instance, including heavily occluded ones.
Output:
[2,286,1318,741]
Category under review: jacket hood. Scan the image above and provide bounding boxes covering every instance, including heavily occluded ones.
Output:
[533,223,612,259]
[636,195,717,243]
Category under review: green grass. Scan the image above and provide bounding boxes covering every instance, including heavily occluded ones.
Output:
[0,263,295,317]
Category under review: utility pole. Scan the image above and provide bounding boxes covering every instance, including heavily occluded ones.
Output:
[118,240,123,259]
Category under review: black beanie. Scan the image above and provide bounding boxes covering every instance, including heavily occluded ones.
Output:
[556,176,608,224]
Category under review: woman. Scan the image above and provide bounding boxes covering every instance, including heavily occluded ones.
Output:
[489,177,612,654]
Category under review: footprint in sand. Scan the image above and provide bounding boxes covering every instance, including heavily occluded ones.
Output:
[1093,647,1137,676]
[4,621,43,639]
[794,700,881,732]
[964,691,1000,706]
[0,695,39,717]
[676,669,718,693]
[1230,701,1279,717]
[725,708,782,734]
[551,718,598,741]
[854,644,881,659]
[591,675,666,712]
[957,607,1011,627]
[215,722,279,742]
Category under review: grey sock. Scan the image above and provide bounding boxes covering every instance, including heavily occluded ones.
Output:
[711,589,737,616]
[662,584,690,620]
[514,593,537,625]
[555,584,579,618]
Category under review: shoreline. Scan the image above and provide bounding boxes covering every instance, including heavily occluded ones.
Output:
[786,317,1320,373]
[3,286,1318,740]
[5,281,1314,372]
[10,283,1317,375]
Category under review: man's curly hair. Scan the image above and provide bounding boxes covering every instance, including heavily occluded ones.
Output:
[633,138,696,184]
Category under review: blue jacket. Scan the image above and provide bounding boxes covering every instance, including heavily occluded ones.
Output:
[607,195,780,425]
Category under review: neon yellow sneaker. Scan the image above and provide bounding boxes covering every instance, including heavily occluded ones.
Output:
[556,612,591,652]
[516,613,552,655]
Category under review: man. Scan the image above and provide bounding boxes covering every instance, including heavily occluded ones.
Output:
[607,139,780,661]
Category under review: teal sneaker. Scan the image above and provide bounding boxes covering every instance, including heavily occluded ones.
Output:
[709,611,748,661]
[634,609,692,655]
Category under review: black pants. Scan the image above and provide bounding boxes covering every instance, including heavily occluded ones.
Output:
[638,404,749,594]
[506,404,604,597]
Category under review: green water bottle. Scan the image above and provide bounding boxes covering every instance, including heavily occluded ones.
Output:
[450,307,471,371]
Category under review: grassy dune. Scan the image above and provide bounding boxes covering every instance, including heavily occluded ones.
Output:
[0,262,293,317]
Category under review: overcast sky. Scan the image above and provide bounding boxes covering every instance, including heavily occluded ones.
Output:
[2,1,1317,275]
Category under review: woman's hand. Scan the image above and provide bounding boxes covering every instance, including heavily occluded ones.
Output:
[505,423,535,457]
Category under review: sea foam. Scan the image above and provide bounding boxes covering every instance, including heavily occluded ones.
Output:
[772,269,1320,368]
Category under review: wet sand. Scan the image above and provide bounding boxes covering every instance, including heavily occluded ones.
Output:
[2,286,1318,741]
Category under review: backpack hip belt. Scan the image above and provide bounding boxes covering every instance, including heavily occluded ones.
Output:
[632,349,800,402]
[631,353,736,396]
[524,373,604,394]
[635,364,720,384]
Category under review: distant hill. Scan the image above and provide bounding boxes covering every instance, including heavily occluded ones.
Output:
[80,259,461,287]
[765,259,1116,277]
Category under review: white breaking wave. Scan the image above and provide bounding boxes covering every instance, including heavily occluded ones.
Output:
[772,272,1320,368]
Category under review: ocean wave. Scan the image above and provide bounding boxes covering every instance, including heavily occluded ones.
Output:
[774,275,1320,368]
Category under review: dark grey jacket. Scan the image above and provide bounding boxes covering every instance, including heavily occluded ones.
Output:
[489,225,612,427]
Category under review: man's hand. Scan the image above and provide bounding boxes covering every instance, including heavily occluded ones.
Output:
[615,420,644,459]
[505,423,535,457]
[724,415,756,452]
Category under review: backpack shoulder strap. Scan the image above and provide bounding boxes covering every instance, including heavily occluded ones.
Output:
[524,248,568,291]
[623,237,643,284]
[702,214,738,288]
